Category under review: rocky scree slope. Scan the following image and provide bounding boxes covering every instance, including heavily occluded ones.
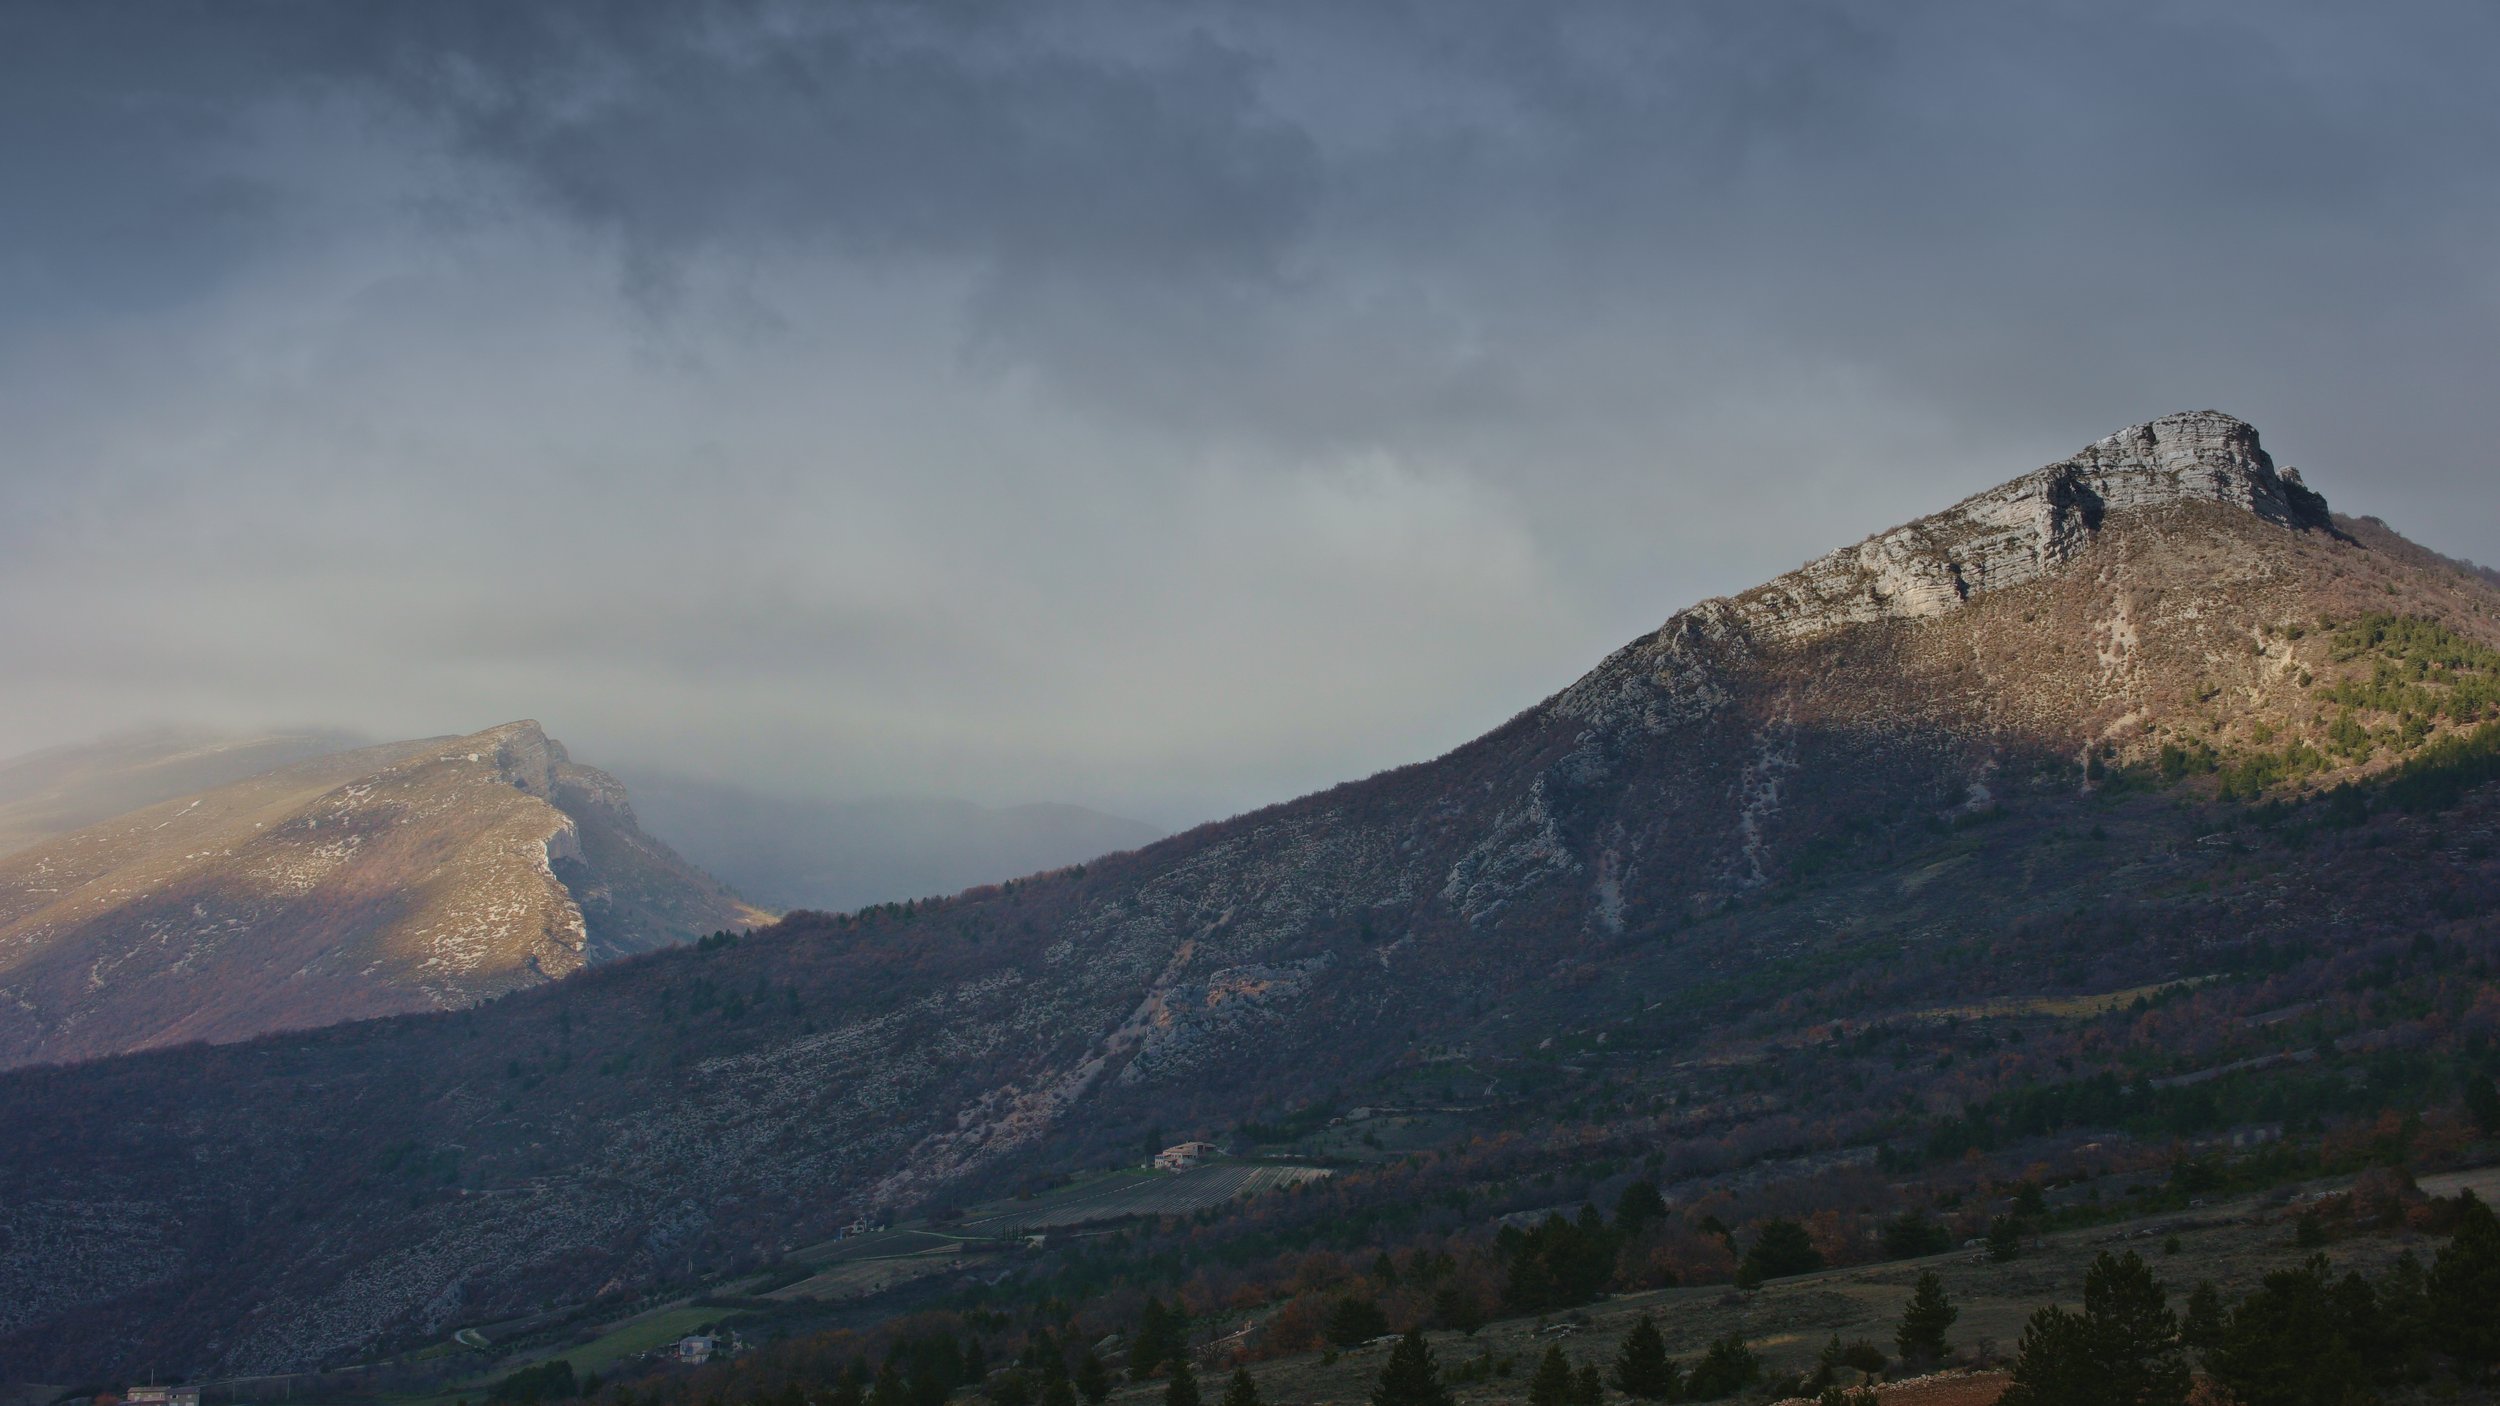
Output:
[0,721,763,1069]
[2,413,2497,1378]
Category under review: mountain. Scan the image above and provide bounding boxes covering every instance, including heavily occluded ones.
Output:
[618,775,1163,913]
[0,728,371,857]
[0,721,766,1069]
[3,413,2497,1379]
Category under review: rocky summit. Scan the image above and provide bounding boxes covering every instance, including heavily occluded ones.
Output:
[0,721,765,1069]
[1,413,2496,1381]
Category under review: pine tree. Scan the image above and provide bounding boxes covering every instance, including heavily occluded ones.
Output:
[1614,1181,1668,1238]
[1432,1284,1485,1336]
[1528,1345,1575,1406]
[1075,1350,1111,1406]
[2430,1189,2500,1377]
[1740,1220,1823,1286]
[1023,1328,1062,1376]
[1507,1248,1559,1312]
[1570,1362,1604,1406]
[1998,1307,2095,1406]
[2180,1282,2227,1361]
[2332,1270,2395,1379]
[1163,1358,1200,1406]
[870,1362,909,1406]
[1881,1210,1951,1260]
[2210,1256,2372,1406]
[2085,1251,2190,1406]
[1134,1299,1179,1381]
[1987,1216,2023,1263]
[2001,1251,2189,1406]
[1370,1330,1455,1406]
[1569,1205,1623,1300]
[1683,1334,1758,1401]
[1896,1271,1959,1366]
[1612,1315,1679,1401]
[1327,1296,1392,1347]
[2376,1249,2430,1368]
[2466,1074,2500,1136]
[1220,1368,1260,1406]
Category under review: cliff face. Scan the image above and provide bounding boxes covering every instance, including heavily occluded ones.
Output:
[0,721,762,1069]
[1,413,2495,1378]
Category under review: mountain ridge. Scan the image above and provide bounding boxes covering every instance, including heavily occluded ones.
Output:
[2,412,2495,1378]
[0,720,764,1069]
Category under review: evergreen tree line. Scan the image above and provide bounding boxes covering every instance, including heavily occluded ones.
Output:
[1369,1190,2499,1406]
[1498,1179,1845,1314]
[1994,1190,2500,1406]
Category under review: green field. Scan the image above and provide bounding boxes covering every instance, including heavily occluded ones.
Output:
[956,1161,1330,1234]
[547,1305,728,1375]
[397,1304,729,1406]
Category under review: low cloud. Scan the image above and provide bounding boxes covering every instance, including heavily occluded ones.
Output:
[2,1,2495,822]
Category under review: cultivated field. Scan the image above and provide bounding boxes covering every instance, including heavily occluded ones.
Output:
[766,1247,993,1303]
[545,1306,726,1375]
[957,1162,1332,1234]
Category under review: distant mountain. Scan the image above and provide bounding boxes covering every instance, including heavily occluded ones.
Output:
[620,775,1163,912]
[5,414,2499,1378]
[0,727,371,857]
[0,721,764,1069]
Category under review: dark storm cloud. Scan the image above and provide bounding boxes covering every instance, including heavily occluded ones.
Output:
[2,1,2495,821]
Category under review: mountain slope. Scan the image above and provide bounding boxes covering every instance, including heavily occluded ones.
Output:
[1,413,2495,1378]
[0,721,765,1069]
[619,775,1163,912]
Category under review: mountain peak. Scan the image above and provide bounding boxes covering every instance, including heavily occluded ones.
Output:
[1718,411,2328,645]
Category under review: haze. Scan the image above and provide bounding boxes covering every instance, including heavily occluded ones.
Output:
[4,2,2495,827]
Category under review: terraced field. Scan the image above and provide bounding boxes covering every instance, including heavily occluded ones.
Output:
[957,1162,1331,1233]
[765,1246,993,1303]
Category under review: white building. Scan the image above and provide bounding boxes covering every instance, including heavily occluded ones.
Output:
[1153,1141,1219,1171]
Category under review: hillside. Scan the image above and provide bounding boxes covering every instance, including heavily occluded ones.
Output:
[0,721,765,1069]
[618,776,1163,913]
[2,413,2497,1380]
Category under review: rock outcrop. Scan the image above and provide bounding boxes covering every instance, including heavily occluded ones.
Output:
[1732,411,2326,643]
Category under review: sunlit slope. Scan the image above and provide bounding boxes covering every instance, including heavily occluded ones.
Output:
[0,721,761,1067]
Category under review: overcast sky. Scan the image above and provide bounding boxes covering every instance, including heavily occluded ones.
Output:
[3,1,2495,825]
